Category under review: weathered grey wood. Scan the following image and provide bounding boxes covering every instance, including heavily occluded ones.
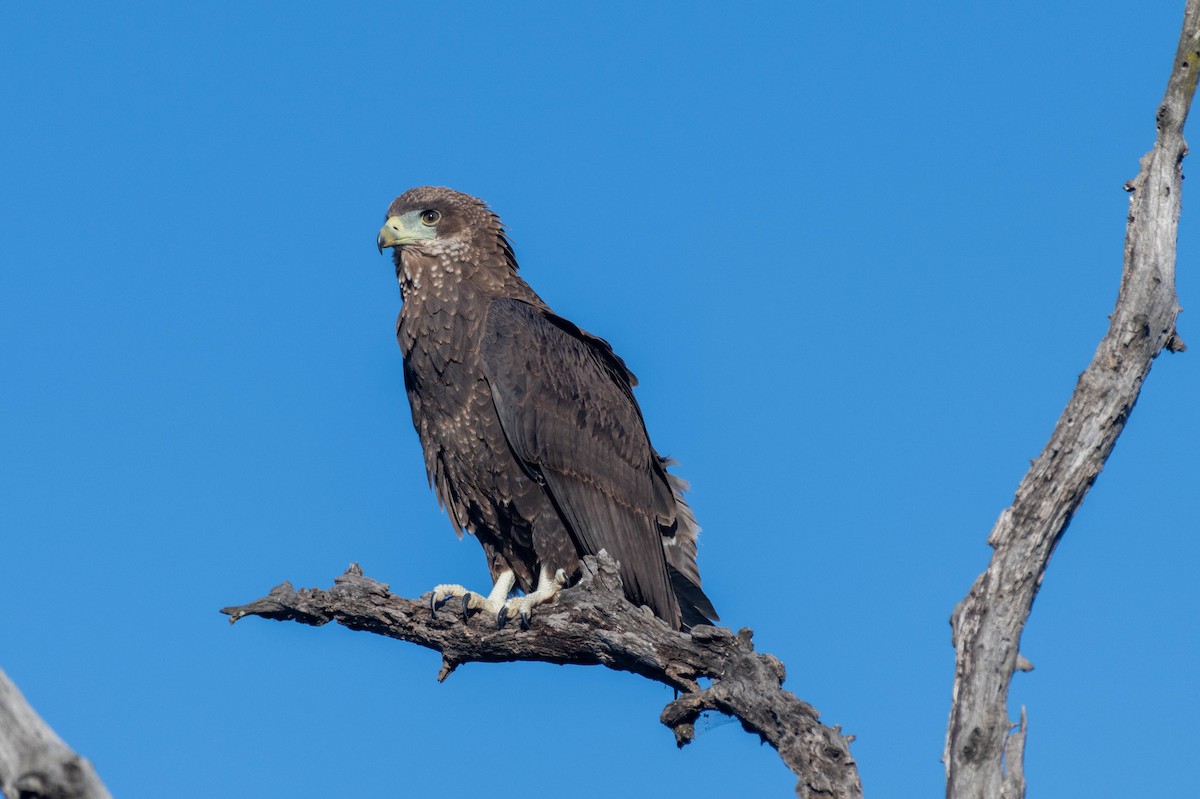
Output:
[0,669,111,799]
[223,553,862,799]
[944,3,1197,797]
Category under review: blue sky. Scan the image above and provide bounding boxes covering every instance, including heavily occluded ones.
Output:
[1,2,1196,797]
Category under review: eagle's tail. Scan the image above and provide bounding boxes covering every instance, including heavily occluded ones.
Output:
[669,565,719,630]
[660,462,719,630]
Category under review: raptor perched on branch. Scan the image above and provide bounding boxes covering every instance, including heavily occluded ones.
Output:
[377,187,718,631]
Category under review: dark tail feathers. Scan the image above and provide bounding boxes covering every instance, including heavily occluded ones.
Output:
[668,564,719,631]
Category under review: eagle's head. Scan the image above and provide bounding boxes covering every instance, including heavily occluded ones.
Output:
[377,187,516,287]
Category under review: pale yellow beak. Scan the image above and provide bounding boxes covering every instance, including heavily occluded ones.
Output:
[377,215,409,253]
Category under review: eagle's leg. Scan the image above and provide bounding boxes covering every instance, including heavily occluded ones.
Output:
[498,565,567,630]
[432,570,514,620]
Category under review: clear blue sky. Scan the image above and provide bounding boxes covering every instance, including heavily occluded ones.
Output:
[2,3,1196,797]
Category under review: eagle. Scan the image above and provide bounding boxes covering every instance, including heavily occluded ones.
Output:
[376,187,717,631]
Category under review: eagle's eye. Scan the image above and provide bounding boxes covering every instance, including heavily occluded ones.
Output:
[420,209,441,226]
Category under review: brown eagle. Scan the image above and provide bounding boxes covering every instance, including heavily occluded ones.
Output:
[376,187,717,631]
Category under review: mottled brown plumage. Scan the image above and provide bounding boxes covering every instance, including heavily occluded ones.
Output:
[378,186,716,630]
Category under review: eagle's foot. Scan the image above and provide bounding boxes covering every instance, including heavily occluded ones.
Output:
[432,571,516,622]
[497,567,567,630]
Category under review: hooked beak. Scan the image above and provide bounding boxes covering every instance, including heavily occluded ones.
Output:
[377,215,409,254]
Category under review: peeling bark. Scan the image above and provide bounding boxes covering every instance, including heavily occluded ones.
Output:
[944,4,1197,798]
[223,553,862,799]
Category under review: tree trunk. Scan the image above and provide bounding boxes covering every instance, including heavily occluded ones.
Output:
[0,669,111,799]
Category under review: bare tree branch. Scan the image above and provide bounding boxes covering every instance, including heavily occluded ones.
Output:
[944,3,1198,798]
[0,669,111,799]
[223,553,862,799]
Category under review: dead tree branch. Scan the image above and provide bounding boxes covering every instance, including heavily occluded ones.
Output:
[0,669,111,799]
[223,553,862,799]
[944,3,1197,798]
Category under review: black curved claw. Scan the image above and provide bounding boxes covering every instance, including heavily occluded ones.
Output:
[431,593,453,620]
[496,606,509,630]
[519,609,532,631]
[460,593,474,622]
